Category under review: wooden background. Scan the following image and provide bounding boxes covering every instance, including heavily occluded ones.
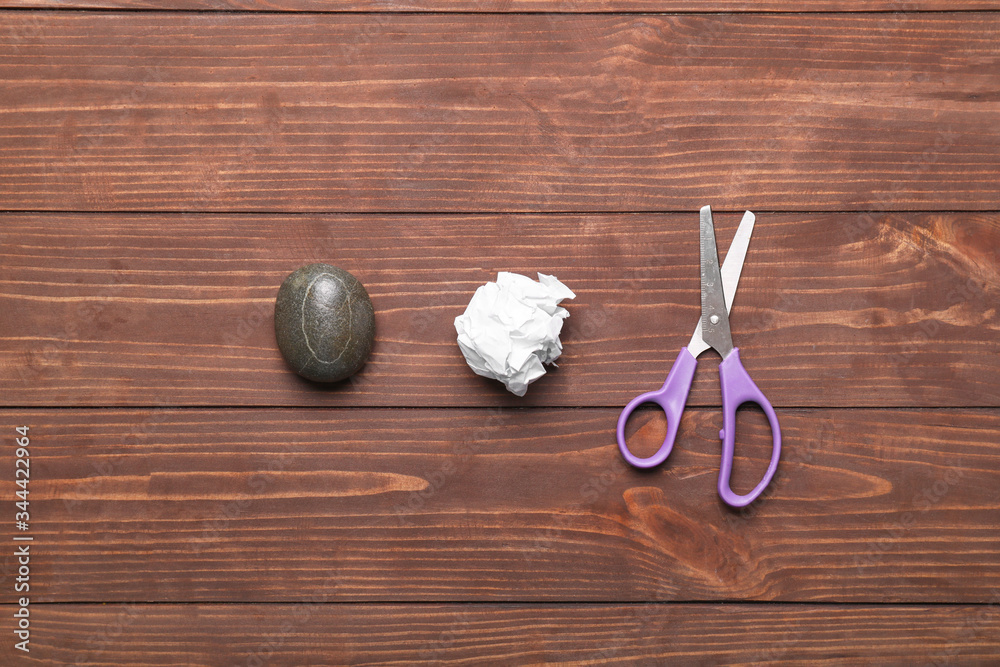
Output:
[1,3,999,665]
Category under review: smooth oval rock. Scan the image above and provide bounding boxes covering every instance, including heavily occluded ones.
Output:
[274,263,375,383]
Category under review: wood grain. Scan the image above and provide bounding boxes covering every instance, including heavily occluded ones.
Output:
[2,407,998,603]
[2,13,998,212]
[2,212,998,408]
[4,0,1000,11]
[5,602,999,665]
[1,1,997,663]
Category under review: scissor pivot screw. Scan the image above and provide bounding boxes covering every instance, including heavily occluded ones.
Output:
[709,314,720,325]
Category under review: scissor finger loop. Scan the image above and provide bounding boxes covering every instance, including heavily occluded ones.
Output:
[615,206,782,508]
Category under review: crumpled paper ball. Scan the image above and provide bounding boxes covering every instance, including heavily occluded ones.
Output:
[454,272,575,396]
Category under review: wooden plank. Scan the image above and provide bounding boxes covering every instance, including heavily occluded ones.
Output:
[6,602,1000,665]
[2,212,998,408]
[1,13,998,212]
[2,407,998,603]
[3,0,999,12]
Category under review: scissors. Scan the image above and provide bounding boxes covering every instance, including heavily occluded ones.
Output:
[616,205,781,508]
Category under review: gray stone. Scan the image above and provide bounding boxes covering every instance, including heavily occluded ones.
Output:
[274,263,375,383]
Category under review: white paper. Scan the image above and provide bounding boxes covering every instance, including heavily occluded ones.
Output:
[454,272,575,396]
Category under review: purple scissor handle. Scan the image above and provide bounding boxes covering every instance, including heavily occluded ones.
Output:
[616,347,697,469]
[617,207,781,508]
[716,348,781,506]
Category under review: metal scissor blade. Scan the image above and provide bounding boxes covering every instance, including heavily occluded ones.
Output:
[720,210,755,313]
[687,207,753,356]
